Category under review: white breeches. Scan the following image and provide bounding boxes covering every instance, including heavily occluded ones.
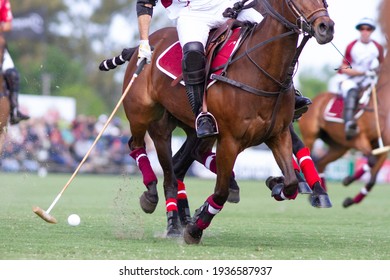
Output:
[176,0,263,48]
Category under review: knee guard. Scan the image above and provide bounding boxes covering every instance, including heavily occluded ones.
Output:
[4,68,20,93]
[182,42,206,85]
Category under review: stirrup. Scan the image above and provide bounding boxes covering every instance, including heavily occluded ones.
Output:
[195,112,219,138]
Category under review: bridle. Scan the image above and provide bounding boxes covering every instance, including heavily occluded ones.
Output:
[287,0,329,36]
[262,0,330,36]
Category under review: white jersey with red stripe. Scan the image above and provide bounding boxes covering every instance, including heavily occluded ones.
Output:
[346,39,382,73]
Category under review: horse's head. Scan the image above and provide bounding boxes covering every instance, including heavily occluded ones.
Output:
[259,0,334,44]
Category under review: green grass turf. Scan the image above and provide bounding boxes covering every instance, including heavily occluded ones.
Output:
[1,172,390,260]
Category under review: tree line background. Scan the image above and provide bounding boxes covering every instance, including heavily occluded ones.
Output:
[9,0,331,121]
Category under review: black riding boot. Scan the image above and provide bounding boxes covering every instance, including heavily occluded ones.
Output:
[182,42,218,138]
[293,89,312,120]
[343,89,359,140]
[5,68,30,125]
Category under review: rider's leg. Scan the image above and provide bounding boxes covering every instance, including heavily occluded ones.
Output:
[343,88,359,139]
[4,68,30,125]
[294,89,312,119]
[182,42,218,138]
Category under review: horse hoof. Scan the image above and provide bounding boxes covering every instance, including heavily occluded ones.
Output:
[183,223,203,245]
[310,182,332,208]
[343,197,354,208]
[139,191,158,214]
[166,211,182,237]
[228,177,240,203]
[265,176,284,191]
[227,189,240,203]
[342,176,354,186]
[166,227,182,238]
[298,182,312,194]
[295,170,312,194]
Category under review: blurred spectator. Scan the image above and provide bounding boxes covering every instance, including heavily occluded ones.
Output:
[0,115,132,174]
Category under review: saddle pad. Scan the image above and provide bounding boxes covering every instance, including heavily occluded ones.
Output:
[156,28,242,87]
[323,95,344,123]
[323,94,367,123]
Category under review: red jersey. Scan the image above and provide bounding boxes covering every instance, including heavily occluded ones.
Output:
[0,0,12,23]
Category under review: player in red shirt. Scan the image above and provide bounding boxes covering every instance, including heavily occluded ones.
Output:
[0,0,30,125]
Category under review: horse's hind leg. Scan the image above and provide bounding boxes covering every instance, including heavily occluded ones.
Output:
[343,152,387,208]
[148,117,183,237]
[184,137,238,244]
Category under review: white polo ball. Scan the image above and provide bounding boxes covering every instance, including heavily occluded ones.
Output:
[67,214,81,226]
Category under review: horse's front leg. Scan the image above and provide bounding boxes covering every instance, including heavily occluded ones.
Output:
[184,137,238,244]
[266,128,298,201]
[343,152,387,208]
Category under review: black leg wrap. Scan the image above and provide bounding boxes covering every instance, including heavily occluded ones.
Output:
[166,211,182,237]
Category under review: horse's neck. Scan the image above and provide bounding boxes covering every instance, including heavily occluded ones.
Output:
[251,16,299,89]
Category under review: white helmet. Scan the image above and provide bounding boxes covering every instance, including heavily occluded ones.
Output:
[355,17,376,30]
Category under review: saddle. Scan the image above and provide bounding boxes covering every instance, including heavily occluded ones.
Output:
[156,19,253,89]
[323,86,372,123]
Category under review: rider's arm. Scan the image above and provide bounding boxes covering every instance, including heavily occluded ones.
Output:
[0,21,12,33]
[136,0,156,40]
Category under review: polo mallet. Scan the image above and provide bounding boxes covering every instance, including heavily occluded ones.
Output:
[371,84,390,155]
[33,59,147,223]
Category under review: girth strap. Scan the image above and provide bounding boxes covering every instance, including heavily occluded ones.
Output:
[210,73,279,98]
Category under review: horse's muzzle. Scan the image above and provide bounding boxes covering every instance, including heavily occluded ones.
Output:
[313,18,335,44]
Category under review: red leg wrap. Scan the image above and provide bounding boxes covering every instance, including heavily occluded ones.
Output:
[296,147,321,188]
[202,151,235,177]
[129,148,157,187]
[166,198,178,212]
[353,164,369,180]
[177,179,187,200]
[292,157,300,172]
[353,187,368,203]
[195,195,223,230]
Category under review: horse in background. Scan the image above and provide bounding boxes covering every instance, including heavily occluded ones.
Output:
[298,61,389,207]
[0,36,9,151]
[119,0,334,244]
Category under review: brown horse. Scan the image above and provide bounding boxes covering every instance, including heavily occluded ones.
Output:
[122,0,334,244]
[0,36,9,151]
[298,58,389,207]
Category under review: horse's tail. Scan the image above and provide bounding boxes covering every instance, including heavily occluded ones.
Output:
[99,47,136,71]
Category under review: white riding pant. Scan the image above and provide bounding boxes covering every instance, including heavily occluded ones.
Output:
[2,49,15,71]
[175,0,263,48]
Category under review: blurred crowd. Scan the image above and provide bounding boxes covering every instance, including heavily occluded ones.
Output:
[0,114,138,175]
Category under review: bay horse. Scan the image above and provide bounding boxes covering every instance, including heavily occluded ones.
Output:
[298,57,390,207]
[121,0,334,244]
[0,37,9,151]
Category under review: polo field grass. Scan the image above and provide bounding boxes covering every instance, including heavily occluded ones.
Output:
[1,172,390,260]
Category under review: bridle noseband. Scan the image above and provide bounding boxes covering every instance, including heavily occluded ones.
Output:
[262,0,329,36]
[287,0,330,36]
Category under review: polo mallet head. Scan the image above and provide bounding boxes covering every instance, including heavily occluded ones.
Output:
[372,146,390,155]
[32,206,57,224]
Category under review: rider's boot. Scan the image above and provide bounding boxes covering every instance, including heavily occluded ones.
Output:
[293,89,312,120]
[5,68,30,125]
[182,42,218,138]
[343,88,359,140]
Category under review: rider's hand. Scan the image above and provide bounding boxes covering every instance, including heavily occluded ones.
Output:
[365,70,377,77]
[137,40,152,66]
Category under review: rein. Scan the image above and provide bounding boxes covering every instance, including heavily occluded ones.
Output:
[211,0,327,142]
